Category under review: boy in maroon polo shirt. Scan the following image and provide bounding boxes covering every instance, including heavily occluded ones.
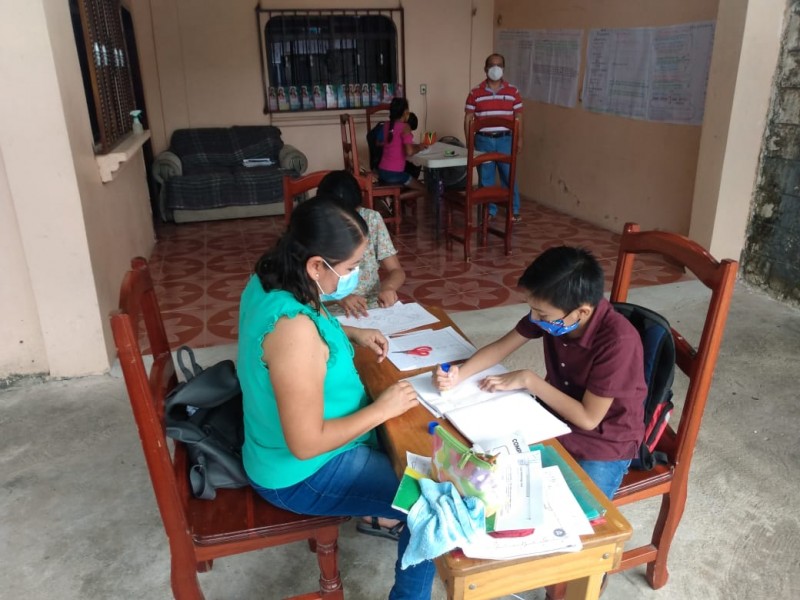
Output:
[435,246,646,499]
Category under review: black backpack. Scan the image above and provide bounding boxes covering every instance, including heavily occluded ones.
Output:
[613,302,676,471]
[164,346,248,499]
[366,121,386,171]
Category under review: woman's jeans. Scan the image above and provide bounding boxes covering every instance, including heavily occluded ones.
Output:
[251,445,435,600]
[473,132,521,216]
[577,458,632,500]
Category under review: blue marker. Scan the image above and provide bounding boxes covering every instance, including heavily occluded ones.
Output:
[427,421,439,435]
[440,363,451,396]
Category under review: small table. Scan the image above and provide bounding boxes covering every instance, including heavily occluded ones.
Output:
[409,142,471,237]
[353,306,632,600]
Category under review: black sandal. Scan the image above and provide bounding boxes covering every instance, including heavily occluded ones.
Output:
[356,517,404,542]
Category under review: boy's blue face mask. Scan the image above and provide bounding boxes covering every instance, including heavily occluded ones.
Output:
[317,259,360,301]
[528,312,580,337]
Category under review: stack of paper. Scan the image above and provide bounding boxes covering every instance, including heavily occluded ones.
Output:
[388,327,476,371]
[460,465,592,560]
[404,365,571,446]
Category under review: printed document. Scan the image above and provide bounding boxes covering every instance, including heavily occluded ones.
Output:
[403,364,571,445]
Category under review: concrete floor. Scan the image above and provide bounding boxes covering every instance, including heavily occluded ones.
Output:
[1,280,799,600]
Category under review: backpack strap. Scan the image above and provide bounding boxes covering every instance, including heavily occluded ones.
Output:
[176,345,203,381]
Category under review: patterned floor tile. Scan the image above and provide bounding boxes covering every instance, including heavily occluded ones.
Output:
[149,197,685,350]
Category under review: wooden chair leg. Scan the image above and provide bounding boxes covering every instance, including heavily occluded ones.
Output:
[307,538,317,553]
[315,526,344,599]
[646,486,686,589]
[171,553,206,600]
[464,205,473,262]
[196,559,213,573]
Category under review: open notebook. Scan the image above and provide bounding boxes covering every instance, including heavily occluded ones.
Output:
[403,365,571,447]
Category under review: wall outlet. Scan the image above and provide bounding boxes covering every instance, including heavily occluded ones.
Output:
[420,83,427,95]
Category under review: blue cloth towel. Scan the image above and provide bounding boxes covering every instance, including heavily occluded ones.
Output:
[401,479,485,569]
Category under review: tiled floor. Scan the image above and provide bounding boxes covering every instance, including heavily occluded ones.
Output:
[149,199,686,349]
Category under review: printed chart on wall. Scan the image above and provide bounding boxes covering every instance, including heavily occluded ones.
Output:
[496,29,583,108]
[583,22,715,125]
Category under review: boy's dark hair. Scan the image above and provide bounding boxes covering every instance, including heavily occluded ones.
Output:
[518,246,604,312]
[318,170,363,211]
[407,112,419,131]
[255,196,367,309]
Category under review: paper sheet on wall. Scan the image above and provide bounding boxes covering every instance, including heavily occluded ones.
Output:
[583,22,715,124]
[336,302,439,336]
[387,326,476,371]
[496,29,582,108]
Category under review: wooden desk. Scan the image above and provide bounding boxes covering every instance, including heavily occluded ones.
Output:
[353,306,632,600]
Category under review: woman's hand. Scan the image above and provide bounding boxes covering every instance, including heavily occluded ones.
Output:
[377,289,398,308]
[374,381,419,421]
[339,294,369,318]
[478,369,536,393]
[348,327,388,362]
[433,364,460,391]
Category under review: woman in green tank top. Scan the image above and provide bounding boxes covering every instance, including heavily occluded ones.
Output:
[238,197,435,599]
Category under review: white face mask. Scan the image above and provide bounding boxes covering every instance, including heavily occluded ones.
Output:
[487,65,504,81]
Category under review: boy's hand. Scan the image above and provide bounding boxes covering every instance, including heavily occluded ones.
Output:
[478,369,536,393]
[433,364,459,391]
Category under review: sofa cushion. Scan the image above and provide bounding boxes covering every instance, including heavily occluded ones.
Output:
[231,126,283,163]
[166,167,288,211]
[170,128,238,170]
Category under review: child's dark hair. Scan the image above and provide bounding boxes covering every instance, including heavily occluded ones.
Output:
[387,97,409,144]
[518,246,604,312]
[255,196,368,309]
[317,170,363,212]
[407,112,418,131]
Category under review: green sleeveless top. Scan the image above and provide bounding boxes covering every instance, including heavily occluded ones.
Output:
[238,276,375,489]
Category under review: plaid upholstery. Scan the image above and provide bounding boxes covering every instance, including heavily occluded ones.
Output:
[165,126,291,211]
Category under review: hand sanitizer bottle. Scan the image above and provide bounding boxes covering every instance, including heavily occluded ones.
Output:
[130,110,144,134]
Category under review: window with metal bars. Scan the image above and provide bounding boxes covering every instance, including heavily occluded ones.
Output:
[257,8,406,113]
[70,0,136,153]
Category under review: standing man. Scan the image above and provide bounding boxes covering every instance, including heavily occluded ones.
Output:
[464,53,524,222]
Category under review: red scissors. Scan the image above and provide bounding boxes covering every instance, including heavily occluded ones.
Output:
[392,345,433,356]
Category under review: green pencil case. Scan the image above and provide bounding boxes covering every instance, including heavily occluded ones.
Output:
[431,425,504,517]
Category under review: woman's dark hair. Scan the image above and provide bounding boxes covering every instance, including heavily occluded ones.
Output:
[387,97,409,144]
[255,196,368,309]
[518,246,604,312]
[317,170,362,212]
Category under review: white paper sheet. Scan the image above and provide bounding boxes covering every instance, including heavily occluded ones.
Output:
[387,327,476,372]
[403,365,571,445]
[336,302,439,336]
[493,451,544,532]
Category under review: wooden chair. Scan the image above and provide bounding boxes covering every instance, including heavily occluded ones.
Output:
[365,103,391,171]
[283,170,332,226]
[547,223,738,599]
[340,113,421,235]
[110,257,348,600]
[283,170,374,224]
[442,116,519,262]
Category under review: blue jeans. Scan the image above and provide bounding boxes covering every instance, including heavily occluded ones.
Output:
[473,133,520,216]
[577,458,632,500]
[379,168,414,186]
[251,445,435,600]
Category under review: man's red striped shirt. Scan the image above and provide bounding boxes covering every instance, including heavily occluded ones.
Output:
[465,79,523,132]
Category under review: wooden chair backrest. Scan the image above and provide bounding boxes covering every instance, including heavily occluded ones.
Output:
[465,116,519,207]
[340,114,361,175]
[283,170,332,225]
[610,223,738,488]
[109,257,194,557]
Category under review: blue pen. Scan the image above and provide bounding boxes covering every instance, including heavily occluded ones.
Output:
[440,363,451,396]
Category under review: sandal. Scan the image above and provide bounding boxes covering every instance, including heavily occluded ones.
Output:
[356,517,405,542]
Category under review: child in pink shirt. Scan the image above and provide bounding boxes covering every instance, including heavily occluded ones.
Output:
[377,98,427,195]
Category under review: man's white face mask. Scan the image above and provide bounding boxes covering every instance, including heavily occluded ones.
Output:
[487,65,504,81]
